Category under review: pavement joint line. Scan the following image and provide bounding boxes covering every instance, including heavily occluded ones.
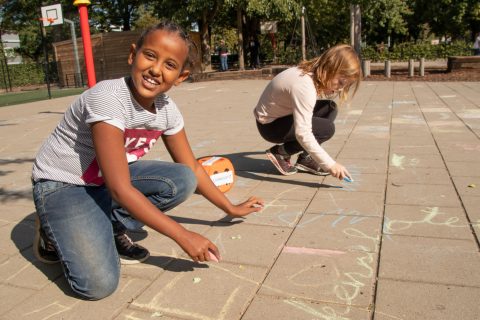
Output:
[377,277,480,289]
[422,83,480,250]
[367,83,392,320]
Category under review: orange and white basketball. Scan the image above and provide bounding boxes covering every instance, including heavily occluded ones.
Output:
[197,156,235,193]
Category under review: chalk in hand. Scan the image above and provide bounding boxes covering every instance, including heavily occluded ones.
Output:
[343,176,353,183]
[208,249,220,262]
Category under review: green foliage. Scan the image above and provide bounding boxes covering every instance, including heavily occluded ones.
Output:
[0,62,58,88]
[211,27,238,52]
[361,41,473,61]
[362,0,412,41]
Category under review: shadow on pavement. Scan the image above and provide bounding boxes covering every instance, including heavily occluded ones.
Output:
[11,214,216,298]
[219,151,339,189]
[11,213,74,297]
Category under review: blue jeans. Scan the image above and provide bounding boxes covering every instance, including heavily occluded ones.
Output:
[32,160,196,300]
[220,55,228,71]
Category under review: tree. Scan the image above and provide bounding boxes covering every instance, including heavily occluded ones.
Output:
[224,0,300,69]
[91,0,146,32]
[360,0,411,45]
[411,0,471,41]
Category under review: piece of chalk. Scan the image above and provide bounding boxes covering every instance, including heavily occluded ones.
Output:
[208,250,219,262]
[343,176,353,182]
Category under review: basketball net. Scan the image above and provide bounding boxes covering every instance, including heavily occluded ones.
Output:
[39,17,56,25]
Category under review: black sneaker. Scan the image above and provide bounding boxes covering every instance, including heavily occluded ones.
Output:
[34,215,60,264]
[266,146,298,176]
[295,152,330,176]
[115,231,150,265]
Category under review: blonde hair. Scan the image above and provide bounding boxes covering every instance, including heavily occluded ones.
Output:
[298,44,361,103]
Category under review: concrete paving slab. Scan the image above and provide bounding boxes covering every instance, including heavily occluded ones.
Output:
[336,157,388,175]
[338,147,389,160]
[374,279,480,320]
[383,205,473,239]
[0,206,35,224]
[0,284,36,315]
[286,213,381,253]
[115,308,179,319]
[243,294,370,320]
[307,191,384,217]
[389,152,446,169]
[205,222,290,266]
[3,276,151,320]
[438,147,480,162]
[461,195,480,222]
[451,176,480,197]
[0,250,63,290]
[1,221,34,256]
[131,261,267,320]
[388,166,452,185]
[379,236,480,286]
[446,161,480,177]
[386,183,462,207]
[323,173,387,194]
[248,180,319,201]
[231,198,308,228]
[259,250,377,307]
[389,144,440,156]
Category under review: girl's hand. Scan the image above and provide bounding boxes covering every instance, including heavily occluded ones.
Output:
[328,163,352,181]
[176,229,220,263]
[226,196,264,217]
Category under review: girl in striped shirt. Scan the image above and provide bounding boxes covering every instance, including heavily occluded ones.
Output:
[32,21,263,300]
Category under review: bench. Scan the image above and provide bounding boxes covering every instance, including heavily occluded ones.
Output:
[447,56,480,72]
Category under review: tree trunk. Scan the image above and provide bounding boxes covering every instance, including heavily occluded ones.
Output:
[200,10,212,72]
[236,7,244,71]
[122,5,131,31]
[353,4,362,56]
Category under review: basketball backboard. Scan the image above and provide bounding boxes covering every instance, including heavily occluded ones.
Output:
[41,4,64,27]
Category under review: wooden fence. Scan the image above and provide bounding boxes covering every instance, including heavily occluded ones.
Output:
[53,30,202,87]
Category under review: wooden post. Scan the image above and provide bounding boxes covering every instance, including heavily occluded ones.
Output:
[385,60,391,78]
[408,59,414,77]
[362,59,370,77]
[419,58,425,77]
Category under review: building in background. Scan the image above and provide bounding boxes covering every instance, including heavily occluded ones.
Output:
[1,32,22,65]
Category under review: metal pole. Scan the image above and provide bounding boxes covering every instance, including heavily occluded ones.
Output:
[74,0,96,87]
[39,20,52,99]
[64,18,82,87]
[350,5,355,47]
[301,6,306,61]
[0,33,13,92]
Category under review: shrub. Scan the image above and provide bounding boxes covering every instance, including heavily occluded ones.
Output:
[0,61,58,88]
[361,41,473,62]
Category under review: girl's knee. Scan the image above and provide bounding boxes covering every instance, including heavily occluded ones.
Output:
[176,164,197,196]
[327,121,336,138]
[68,263,120,300]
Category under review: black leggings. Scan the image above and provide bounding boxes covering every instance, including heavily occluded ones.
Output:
[256,100,337,155]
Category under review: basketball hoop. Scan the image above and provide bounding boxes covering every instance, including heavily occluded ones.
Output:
[39,17,56,25]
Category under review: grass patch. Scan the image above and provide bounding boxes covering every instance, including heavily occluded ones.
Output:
[0,87,86,107]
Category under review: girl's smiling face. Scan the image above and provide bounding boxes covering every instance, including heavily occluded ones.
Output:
[128,29,190,110]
